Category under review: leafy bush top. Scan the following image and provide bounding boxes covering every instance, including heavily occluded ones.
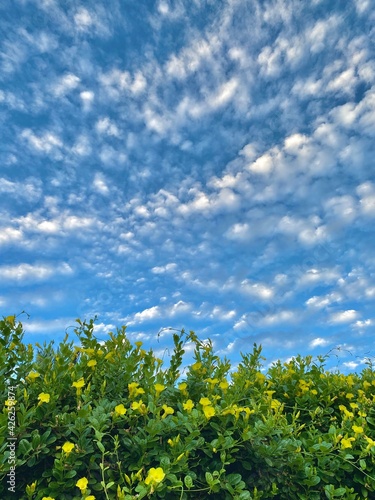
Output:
[1,315,375,499]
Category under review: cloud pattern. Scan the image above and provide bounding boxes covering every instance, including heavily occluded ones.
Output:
[1,0,374,372]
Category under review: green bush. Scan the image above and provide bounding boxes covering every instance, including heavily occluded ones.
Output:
[1,315,375,499]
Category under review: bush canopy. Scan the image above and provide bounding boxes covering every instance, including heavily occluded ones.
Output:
[1,315,375,499]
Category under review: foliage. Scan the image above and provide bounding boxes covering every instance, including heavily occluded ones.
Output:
[1,314,375,499]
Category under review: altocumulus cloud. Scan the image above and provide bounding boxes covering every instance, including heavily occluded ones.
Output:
[0,0,374,370]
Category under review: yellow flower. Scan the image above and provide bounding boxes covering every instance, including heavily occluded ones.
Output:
[128,382,145,398]
[62,441,75,454]
[154,383,165,396]
[350,403,359,409]
[346,375,354,387]
[161,404,174,419]
[5,399,16,407]
[145,467,165,486]
[38,393,50,404]
[205,377,219,389]
[271,399,282,411]
[26,482,37,494]
[114,404,127,416]
[365,437,375,451]
[131,400,147,414]
[219,380,229,391]
[87,359,97,368]
[135,341,143,348]
[27,371,40,381]
[203,405,215,419]
[341,437,355,449]
[76,477,88,492]
[97,349,104,356]
[42,497,55,500]
[86,496,96,500]
[191,361,202,371]
[178,382,188,395]
[199,397,212,406]
[6,315,15,326]
[352,425,364,434]
[72,378,85,389]
[183,399,194,412]
[346,393,354,400]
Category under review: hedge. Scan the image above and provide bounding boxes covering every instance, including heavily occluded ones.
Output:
[1,315,375,499]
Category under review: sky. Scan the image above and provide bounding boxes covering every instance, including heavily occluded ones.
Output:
[1,0,375,374]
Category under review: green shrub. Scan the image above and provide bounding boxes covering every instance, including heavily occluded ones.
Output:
[1,315,375,499]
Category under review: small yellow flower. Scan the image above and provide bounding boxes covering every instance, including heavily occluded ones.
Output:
[76,477,88,492]
[87,359,97,368]
[178,382,188,395]
[145,467,165,486]
[62,441,75,454]
[199,397,211,406]
[27,482,37,494]
[6,315,15,326]
[271,399,282,411]
[27,371,40,381]
[97,349,104,356]
[203,405,215,419]
[42,497,55,500]
[154,383,165,396]
[161,404,174,419]
[205,377,219,389]
[72,378,85,389]
[219,380,229,391]
[183,399,194,412]
[341,437,355,449]
[135,341,143,348]
[131,400,147,414]
[5,399,16,407]
[346,393,354,400]
[86,496,96,500]
[128,382,145,398]
[38,393,50,404]
[363,381,371,389]
[114,404,127,416]
[350,403,359,409]
[365,436,375,451]
[346,375,354,387]
[191,361,202,371]
[352,425,364,434]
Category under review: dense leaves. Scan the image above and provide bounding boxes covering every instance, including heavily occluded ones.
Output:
[1,315,375,499]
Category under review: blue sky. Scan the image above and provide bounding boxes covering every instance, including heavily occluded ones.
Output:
[1,0,374,373]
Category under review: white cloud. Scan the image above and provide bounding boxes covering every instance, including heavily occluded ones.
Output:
[240,280,274,299]
[151,263,177,274]
[80,90,95,110]
[309,337,330,348]
[353,319,373,329]
[96,117,121,137]
[93,173,109,194]
[21,129,63,155]
[261,310,295,325]
[305,292,341,309]
[52,73,80,97]
[0,227,23,245]
[133,306,161,322]
[330,309,359,324]
[74,8,94,29]
[0,262,73,282]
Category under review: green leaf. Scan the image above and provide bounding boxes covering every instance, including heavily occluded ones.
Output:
[184,475,193,489]
[205,472,213,485]
[96,441,105,453]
